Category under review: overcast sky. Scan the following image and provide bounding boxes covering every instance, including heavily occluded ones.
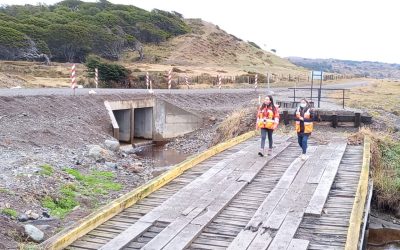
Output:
[1,0,399,64]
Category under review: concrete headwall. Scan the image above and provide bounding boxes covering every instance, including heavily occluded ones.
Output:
[153,99,202,141]
[104,98,202,142]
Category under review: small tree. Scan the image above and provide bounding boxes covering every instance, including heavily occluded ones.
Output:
[85,55,131,88]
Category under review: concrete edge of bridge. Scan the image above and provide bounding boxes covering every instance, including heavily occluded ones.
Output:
[345,136,371,250]
[40,130,258,250]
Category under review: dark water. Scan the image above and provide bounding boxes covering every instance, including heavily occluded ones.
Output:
[135,143,189,176]
[368,243,400,250]
[368,228,400,250]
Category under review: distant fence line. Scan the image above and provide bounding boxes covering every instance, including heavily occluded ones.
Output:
[132,73,356,87]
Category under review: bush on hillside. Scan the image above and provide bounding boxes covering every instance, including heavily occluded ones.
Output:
[248,41,261,49]
[85,55,131,88]
[0,0,190,63]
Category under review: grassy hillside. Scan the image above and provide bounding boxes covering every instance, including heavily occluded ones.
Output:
[0,1,307,88]
[0,0,189,62]
[134,19,302,75]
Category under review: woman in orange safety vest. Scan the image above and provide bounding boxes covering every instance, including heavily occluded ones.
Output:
[256,95,280,157]
[295,98,314,160]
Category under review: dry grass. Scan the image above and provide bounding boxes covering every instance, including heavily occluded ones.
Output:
[0,61,82,88]
[349,128,400,213]
[125,19,307,77]
[212,107,257,145]
[345,80,400,114]
[340,81,400,214]
[331,80,400,132]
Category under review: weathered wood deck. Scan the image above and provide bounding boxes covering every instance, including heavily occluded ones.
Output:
[53,134,367,250]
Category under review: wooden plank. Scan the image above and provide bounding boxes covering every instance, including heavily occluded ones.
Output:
[141,216,193,250]
[307,158,331,184]
[227,230,257,250]
[157,144,258,222]
[262,147,317,230]
[246,230,273,250]
[275,145,316,189]
[305,142,347,216]
[227,144,301,248]
[163,181,248,250]
[98,221,152,250]
[344,137,371,250]
[237,141,291,183]
[267,212,303,250]
[287,239,309,250]
[162,223,203,250]
[157,139,290,250]
[41,130,258,250]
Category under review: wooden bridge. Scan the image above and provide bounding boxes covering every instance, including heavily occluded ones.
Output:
[42,131,371,250]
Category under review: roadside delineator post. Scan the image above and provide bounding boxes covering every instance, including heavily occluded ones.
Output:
[218,75,222,91]
[255,74,258,91]
[149,80,154,94]
[146,72,149,90]
[71,64,77,95]
[95,68,98,88]
[185,74,189,89]
[168,69,172,91]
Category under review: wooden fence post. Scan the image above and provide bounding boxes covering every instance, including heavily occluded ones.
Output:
[332,115,338,128]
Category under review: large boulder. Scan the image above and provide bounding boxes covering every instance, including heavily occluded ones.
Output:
[104,140,120,152]
[24,224,44,243]
[88,145,104,161]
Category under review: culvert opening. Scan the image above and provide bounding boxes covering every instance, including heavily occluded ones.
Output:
[105,98,202,175]
[112,109,132,143]
[105,98,202,144]
[134,107,153,141]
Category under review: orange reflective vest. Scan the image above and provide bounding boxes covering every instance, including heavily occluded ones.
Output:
[257,106,280,130]
[295,107,313,134]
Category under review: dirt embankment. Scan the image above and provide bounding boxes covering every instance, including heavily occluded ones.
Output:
[0,91,259,248]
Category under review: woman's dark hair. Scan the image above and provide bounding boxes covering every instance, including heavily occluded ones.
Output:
[301,98,311,109]
[260,95,277,114]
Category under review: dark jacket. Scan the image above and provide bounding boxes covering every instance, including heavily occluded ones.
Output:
[294,106,314,135]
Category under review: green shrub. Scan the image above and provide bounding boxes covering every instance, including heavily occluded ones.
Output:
[1,208,18,218]
[248,41,261,49]
[39,164,54,176]
[85,56,131,87]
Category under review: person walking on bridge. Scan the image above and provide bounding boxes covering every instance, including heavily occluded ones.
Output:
[256,95,280,157]
[295,98,314,160]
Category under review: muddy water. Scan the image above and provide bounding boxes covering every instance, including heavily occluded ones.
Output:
[135,143,189,176]
[368,228,400,250]
[368,243,400,250]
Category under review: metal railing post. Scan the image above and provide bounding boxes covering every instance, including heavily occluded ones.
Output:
[343,89,345,109]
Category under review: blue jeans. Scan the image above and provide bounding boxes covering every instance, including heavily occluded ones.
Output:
[261,128,273,149]
[298,134,309,154]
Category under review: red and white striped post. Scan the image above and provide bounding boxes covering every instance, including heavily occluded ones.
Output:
[71,64,77,95]
[185,74,189,89]
[254,74,258,91]
[218,75,222,90]
[149,80,153,94]
[94,68,98,88]
[168,69,172,91]
[146,72,149,89]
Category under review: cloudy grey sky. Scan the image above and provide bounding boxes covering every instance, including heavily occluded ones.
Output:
[1,0,399,63]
